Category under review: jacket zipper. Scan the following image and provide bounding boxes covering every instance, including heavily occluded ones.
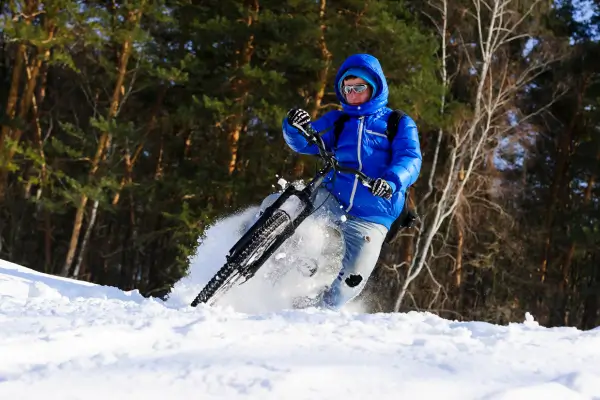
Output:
[345,116,364,213]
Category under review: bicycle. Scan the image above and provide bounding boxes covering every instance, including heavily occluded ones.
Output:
[190,122,375,307]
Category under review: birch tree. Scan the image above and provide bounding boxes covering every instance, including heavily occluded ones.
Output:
[393,0,560,311]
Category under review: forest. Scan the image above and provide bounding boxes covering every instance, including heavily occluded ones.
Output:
[1,0,599,329]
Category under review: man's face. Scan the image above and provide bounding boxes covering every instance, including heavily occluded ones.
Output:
[342,77,373,106]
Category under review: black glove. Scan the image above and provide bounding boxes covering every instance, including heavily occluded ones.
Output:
[287,108,311,130]
[371,178,393,200]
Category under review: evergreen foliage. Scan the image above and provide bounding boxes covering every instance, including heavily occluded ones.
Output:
[1,0,599,329]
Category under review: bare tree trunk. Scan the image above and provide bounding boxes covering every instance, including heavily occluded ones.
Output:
[155,133,165,180]
[43,212,52,268]
[72,200,99,279]
[31,69,49,202]
[8,50,43,202]
[395,0,553,311]
[0,2,46,267]
[61,7,143,276]
[183,130,193,160]
[394,0,449,310]
[582,257,599,330]
[6,27,54,161]
[290,0,332,179]
[227,0,259,177]
[227,124,243,175]
[21,31,53,200]
[0,43,26,199]
[29,51,52,273]
[540,78,587,283]
[0,43,25,149]
[313,0,331,117]
[554,149,599,325]
[112,86,166,205]
[0,0,42,199]
[455,216,464,289]
[127,185,138,289]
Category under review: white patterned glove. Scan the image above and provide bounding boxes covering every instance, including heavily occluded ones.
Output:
[371,178,393,200]
[287,108,311,130]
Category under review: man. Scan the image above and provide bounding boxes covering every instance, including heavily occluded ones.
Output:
[282,53,422,310]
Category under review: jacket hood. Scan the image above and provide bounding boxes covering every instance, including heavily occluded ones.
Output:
[334,54,389,116]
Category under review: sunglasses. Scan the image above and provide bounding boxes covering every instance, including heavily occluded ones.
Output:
[342,84,369,95]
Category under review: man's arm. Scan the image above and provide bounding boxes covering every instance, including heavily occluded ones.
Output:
[282,110,341,155]
[382,115,422,193]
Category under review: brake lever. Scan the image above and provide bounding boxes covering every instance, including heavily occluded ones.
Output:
[361,179,373,189]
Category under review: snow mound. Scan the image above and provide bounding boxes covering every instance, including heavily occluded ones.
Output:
[0,259,143,306]
[2,197,600,400]
[1,258,600,400]
[168,199,359,313]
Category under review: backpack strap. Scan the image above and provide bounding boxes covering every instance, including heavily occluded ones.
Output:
[333,109,406,147]
[383,109,416,244]
[385,109,406,143]
[333,113,350,148]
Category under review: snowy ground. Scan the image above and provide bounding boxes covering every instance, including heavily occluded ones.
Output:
[2,205,600,400]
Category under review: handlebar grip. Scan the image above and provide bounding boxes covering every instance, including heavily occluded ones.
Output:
[294,122,318,142]
[301,123,316,134]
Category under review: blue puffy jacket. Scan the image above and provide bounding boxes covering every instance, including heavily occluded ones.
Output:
[282,54,422,230]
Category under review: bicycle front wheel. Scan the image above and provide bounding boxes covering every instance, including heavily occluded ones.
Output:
[190,209,291,307]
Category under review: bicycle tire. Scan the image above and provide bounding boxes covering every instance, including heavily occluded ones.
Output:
[190,209,291,307]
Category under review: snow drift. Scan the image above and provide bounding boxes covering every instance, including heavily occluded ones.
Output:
[169,183,364,313]
[2,201,600,400]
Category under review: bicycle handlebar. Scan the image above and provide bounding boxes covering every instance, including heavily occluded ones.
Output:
[294,123,374,187]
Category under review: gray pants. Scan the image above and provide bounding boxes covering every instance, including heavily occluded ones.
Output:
[258,187,388,310]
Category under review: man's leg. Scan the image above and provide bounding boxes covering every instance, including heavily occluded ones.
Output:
[310,187,346,223]
[287,187,347,308]
[320,216,388,310]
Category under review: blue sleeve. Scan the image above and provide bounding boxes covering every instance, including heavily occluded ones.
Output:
[382,115,422,193]
[282,110,341,155]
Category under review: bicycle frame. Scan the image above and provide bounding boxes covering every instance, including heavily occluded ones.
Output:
[190,123,377,306]
[226,124,371,281]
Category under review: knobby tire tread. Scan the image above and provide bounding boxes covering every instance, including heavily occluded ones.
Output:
[190,210,290,306]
